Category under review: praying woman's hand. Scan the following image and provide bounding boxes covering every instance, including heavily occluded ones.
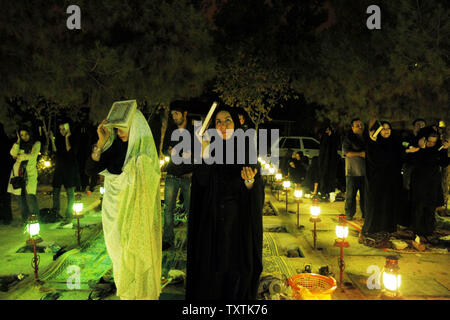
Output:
[241,167,257,183]
[97,120,110,149]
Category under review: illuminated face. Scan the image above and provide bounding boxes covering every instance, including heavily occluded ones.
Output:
[117,128,129,142]
[20,130,30,142]
[171,110,186,126]
[425,136,437,148]
[352,120,364,135]
[215,111,234,140]
[380,123,391,139]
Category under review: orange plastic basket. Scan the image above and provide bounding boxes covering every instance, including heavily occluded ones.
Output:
[288,273,337,300]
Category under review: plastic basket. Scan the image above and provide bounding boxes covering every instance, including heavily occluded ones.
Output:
[288,273,337,300]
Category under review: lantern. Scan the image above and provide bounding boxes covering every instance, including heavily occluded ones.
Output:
[73,202,84,216]
[264,163,270,170]
[44,160,51,168]
[159,159,165,166]
[382,256,401,298]
[294,189,303,199]
[164,156,170,163]
[282,180,291,189]
[310,206,320,218]
[73,195,84,246]
[269,167,275,175]
[275,173,282,181]
[335,220,349,240]
[294,190,303,229]
[26,214,42,282]
[26,214,41,240]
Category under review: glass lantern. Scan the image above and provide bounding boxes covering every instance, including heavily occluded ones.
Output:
[382,256,401,296]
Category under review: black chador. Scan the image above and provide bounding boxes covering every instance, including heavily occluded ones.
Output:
[186,107,264,300]
[362,125,402,235]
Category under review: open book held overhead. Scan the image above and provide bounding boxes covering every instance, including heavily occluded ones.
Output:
[104,99,137,129]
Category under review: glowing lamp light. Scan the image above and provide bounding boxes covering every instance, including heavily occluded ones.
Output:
[100,187,105,195]
[27,215,40,238]
[382,256,402,297]
[294,189,303,199]
[282,180,291,189]
[275,173,282,181]
[269,167,275,175]
[335,224,349,240]
[73,203,83,215]
[310,206,320,217]
[159,159,165,166]
[44,161,51,168]
[264,163,270,170]
[164,156,170,162]
[258,156,262,163]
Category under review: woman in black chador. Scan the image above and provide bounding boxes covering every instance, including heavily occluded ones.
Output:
[408,126,449,237]
[318,126,340,197]
[186,106,264,300]
[362,121,403,237]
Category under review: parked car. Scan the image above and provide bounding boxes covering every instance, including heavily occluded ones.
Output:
[271,136,321,160]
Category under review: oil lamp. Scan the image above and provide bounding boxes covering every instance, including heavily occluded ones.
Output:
[382,256,402,299]
[309,199,321,250]
[334,215,350,287]
[283,180,291,213]
[294,190,303,229]
[26,214,42,281]
[73,194,84,246]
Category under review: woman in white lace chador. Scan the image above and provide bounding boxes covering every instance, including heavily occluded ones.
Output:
[88,109,161,300]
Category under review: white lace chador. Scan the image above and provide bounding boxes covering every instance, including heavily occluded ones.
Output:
[100,110,161,300]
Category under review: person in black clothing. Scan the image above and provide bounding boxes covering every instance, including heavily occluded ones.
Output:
[288,151,307,188]
[408,126,449,238]
[404,118,426,148]
[0,123,14,225]
[362,121,403,237]
[186,106,264,300]
[303,155,319,195]
[318,125,340,198]
[49,121,81,226]
[161,100,194,250]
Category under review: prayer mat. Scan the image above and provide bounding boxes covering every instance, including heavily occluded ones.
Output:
[39,229,112,291]
[262,233,295,278]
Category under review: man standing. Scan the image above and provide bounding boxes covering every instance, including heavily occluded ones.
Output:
[405,119,426,148]
[342,118,366,221]
[162,100,194,250]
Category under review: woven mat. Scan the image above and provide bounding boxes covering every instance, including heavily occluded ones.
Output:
[40,230,112,291]
[262,233,295,278]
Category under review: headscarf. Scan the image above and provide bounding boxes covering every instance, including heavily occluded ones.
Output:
[18,125,36,154]
[206,106,256,177]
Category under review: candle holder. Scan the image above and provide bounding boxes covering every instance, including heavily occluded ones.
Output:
[309,200,321,250]
[334,215,350,288]
[294,189,304,229]
[73,194,84,246]
[381,256,402,299]
[26,214,43,282]
[283,180,291,213]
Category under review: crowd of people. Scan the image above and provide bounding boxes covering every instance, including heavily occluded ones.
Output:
[0,104,448,301]
[290,118,449,244]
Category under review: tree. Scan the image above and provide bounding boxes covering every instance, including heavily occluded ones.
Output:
[292,0,450,125]
[213,0,327,131]
[0,0,217,128]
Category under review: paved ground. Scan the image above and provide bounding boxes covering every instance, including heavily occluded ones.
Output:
[0,180,449,300]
